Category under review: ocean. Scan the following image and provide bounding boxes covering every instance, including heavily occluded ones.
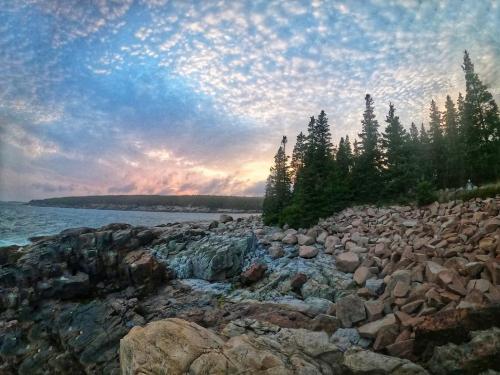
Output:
[0,202,256,246]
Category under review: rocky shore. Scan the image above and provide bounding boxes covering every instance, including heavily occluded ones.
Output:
[1,198,499,374]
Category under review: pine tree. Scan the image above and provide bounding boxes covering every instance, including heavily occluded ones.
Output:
[359,94,380,157]
[428,100,446,187]
[461,50,500,183]
[262,137,292,225]
[457,92,465,128]
[409,122,419,143]
[381,103,410,197]
[443,95,462,187]
[351,94,382,202]
[407,122,422,192]
[336,136,353,178]
[418,123,433,181]
[314,110,333,156]
[290,132,307,185]
[285,111,335,227]
[306,116,316,149]
[353,140,361,158]
[333,135,354,209]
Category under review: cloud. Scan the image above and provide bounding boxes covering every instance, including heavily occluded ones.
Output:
[0,0,499,201]
[108,182,137,194]
[31,0,133,47]
[31,182,76,193]
[242,180,267,196]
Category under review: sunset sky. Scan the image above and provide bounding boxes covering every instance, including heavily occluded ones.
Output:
[0,0,499,201]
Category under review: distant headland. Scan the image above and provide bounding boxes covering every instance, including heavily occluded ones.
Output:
[28,195,263,213]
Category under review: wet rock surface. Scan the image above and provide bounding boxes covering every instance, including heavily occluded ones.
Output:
[1,196,500,374]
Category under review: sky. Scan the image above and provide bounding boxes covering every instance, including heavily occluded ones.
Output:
[0,0,499,201]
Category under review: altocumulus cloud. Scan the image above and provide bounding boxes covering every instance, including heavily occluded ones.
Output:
[0,0,499,201]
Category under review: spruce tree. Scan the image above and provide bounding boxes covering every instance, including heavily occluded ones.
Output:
[290,132,307,185]
[443,95,462,187]
[353,140,361,158]
[407,122,422,192]
[351,94,382,202]
[418,123,433,181]
[314,110,333,156]
[457,92,465,128]
[333,135,354,209]
[409,122,419,143]
[461,50,500,183]
[262,137,292,225]
[428,100,446,187]
[336,136,353,178]
[381,103,410,197]
[286,111,335,227]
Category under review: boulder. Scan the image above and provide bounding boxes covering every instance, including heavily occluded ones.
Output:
[331,328,369,351]
[297,234,315,246]
[241,263,267,285]
[121,318,347,375]
[52,272,90,299]
[281,233,298,245]
[427,327,500,375]
[299,245,319,259]
[120,319,224,375]
[353,266,371,286]
[393,281,410,298]
[290,272,308,292]
[414,304,500,357]
[219,214,233,223]
[336,252,360,273]
[365,300,384,321]
[479,237,496,252]
[316,231,328,244]
[168,234,256,281]
[373,324,399,351]
[425,261,447,283]
[336,294,366,328]
[304,297,335,316]
[402,220,418,228]
[484,217,500,233]
[122,250,164,289]
[401,299,424,314]
[485,260,500,285]
[301,279,335,301]
[386,339,415,360]
[358,314,397,339]
[268,244,284,259]
[366,278,385,295]
[0,245,22,266]
[325,235,340,250]
[310,314,340,334]
[351,232,369,247]
[343,349,428,374]
[271,232,285,241]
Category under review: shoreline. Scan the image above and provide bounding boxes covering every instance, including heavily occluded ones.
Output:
[1,197,500,374]
[27,202,261,214]
[0,203,260,247]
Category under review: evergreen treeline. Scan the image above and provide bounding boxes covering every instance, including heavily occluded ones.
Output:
[30,195,264,211]
[263,51,500,228]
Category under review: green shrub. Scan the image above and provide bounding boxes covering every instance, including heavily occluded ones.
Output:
[458,183,500,201]
[416,180,437,207]
[279,204,303,229]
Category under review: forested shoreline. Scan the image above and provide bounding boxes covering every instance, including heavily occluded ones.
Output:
[263,51,500,228]
[29,194,263,212]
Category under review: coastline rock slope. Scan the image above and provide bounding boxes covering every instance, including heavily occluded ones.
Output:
[1,196,499,374]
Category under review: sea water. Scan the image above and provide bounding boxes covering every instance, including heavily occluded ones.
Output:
[0,202,255,246]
